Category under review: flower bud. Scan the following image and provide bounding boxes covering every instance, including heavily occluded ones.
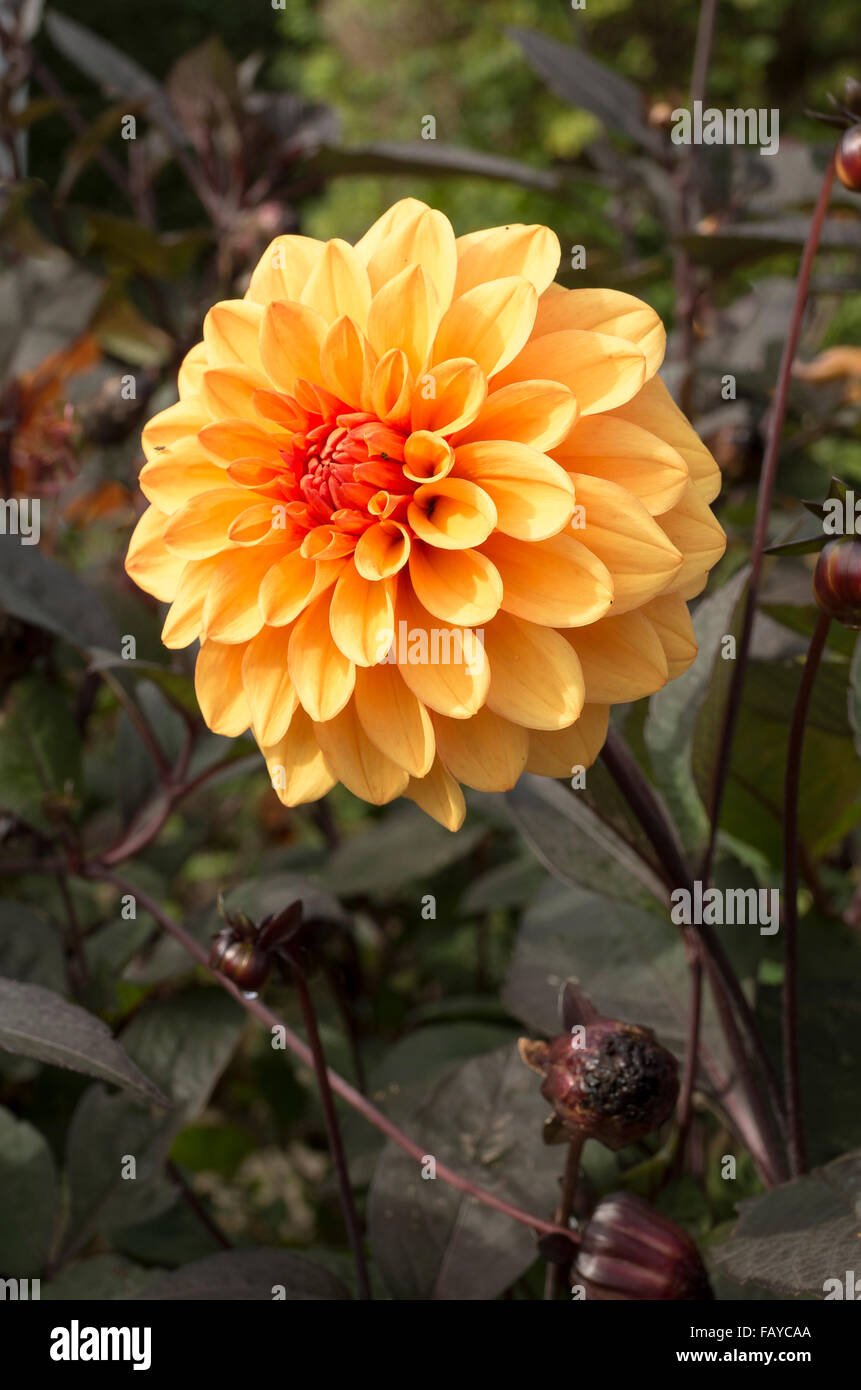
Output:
[836,125,861,192]
[209,928,271,991]
[574,1192,713,1300]
[813,537,861,628]
[519,1017,679,1150]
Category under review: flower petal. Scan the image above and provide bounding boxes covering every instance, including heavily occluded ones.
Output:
[409,357,487,436]
[142,398,208,460]
[259,300,327,393]
[452,379,577,452]
[162,488,251,559]
[567,611,668,703]
[641,593,698,679]
[403,755,466,831]
[553,414,689,516]
[481,530,613,628]
[533,287,666,378]
[454,224,560,297]
[241,624,299,746]
[367,264,441,379]
[433,277,537,378]
[354,663,435,778]
[288,592,355,722]
[395,583,490,718]
[247,235,325,304]
[300,238,371,330]
[200,365,272,424]
[202,544,282,643]
[161,554,222,649]
[371,349,414,427]
[453,440,574,541]
[259,549,338,626]
[194,639,251,735]
[263,707,336,806]
[197,418,284,465]
[354,198,430,263]
[204,300,264,371]
[366,206,457,310]
[433,706,528,791]
[655,482,726,593]
[139,437,232,513]
[329,564,394,666]
[354,521,411,580]
[609,375,721,503]
[572,473,683,613]
[319,315,377,409]
[408,542,502,625]
[494,329,646,415]
[407,477,496,550]
[526,704,610,776]
[313,703,409,805]
[126,505,186,600]
[483,611,584,730]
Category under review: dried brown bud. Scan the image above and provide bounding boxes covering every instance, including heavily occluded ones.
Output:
[574,1192,713,1300]
[836,125,861,192]
[518,1016,679,1150]
[813,537,861,628]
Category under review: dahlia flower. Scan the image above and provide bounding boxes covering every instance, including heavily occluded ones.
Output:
[126,199,724,830]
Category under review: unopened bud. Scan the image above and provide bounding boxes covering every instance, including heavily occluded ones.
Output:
[574,1192,713,1300]
[210,929,271,991]
[813,537,861,627]
[836,125,861,192]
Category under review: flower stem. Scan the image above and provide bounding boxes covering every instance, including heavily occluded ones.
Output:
[782,609,831,1176]
[87,866,575,1245]
[600,730,787,1184]
[702,151,837,886]
[544,1133,584,1300]
[287,962,372,1301]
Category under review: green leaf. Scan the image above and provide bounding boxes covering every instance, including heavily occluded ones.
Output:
[326,805,484,897]
[0,1106,58,1276]
[507,26,663,156]
[136,1249,351,1300]
[0,677,82,830]
[646,566,749,847]
[367,1044,563,1300]
[713,1149,861,1295]
[505,773,666,910]
[0,979,168,1103]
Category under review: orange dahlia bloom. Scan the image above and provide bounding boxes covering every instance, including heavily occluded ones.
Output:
[126,199,724,831]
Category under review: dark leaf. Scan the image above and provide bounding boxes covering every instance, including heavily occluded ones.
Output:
[507,26,663,156]
[0,1106,57,1275]
[0,978,168,1103]
[300,140,562,193]
[367,1044,563,1300]
[326,805,484,897]
[713,1150,861,1295]
[137,1248,351,1300]
[646,566,749,847]
[0,536,119,652]
[504,773,666,910]
[44,11,187,148]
